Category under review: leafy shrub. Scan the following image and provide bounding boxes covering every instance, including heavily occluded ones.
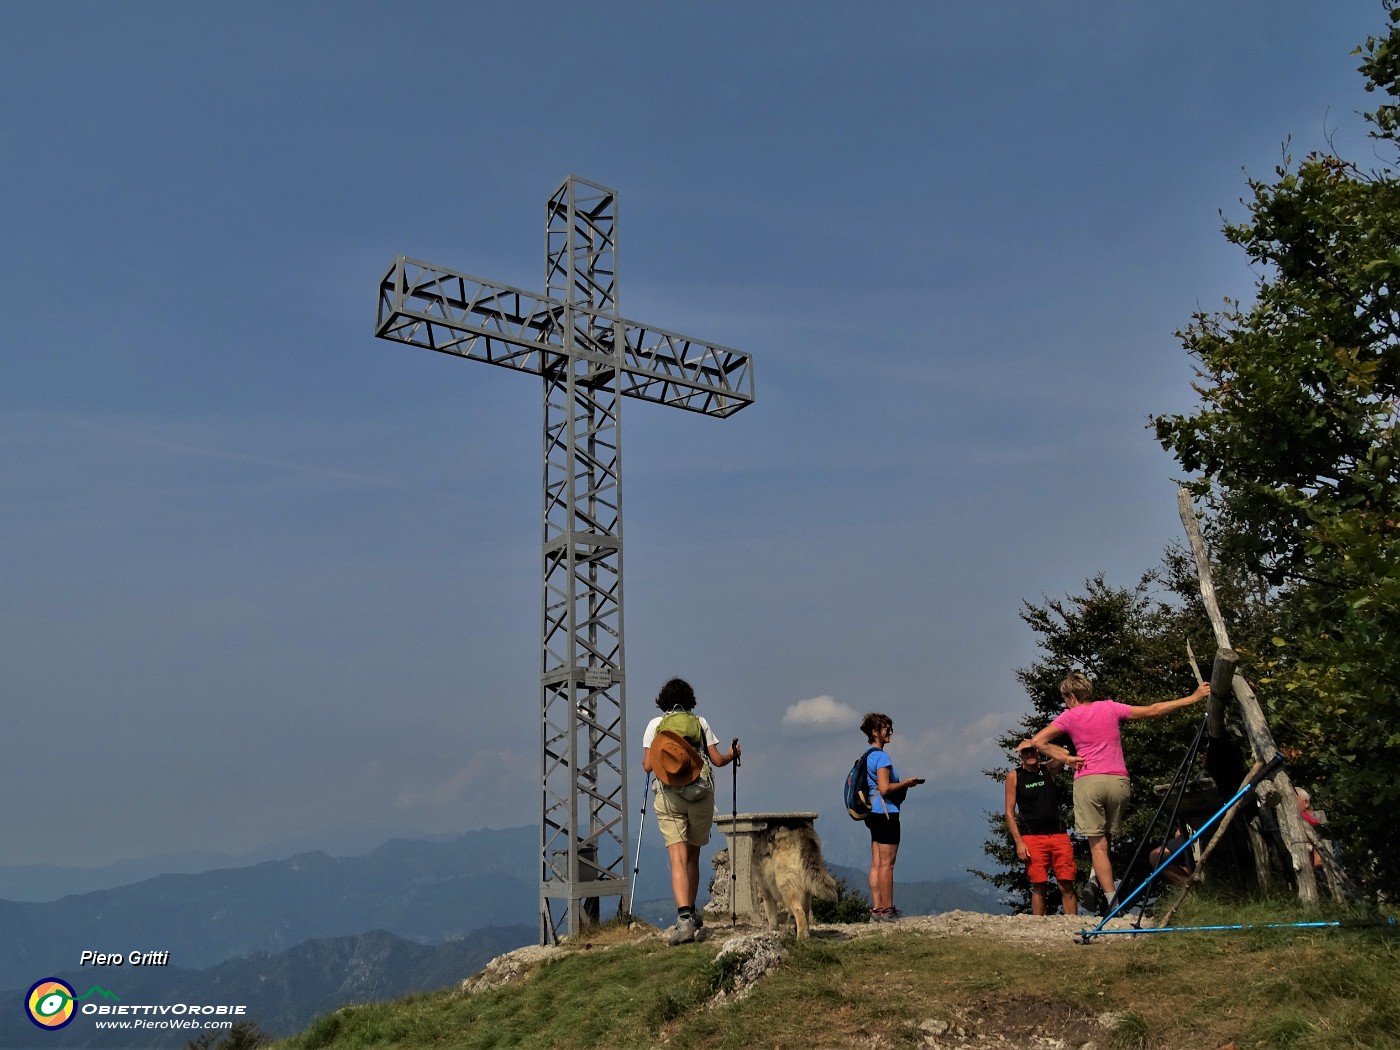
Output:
[813,877,871,923]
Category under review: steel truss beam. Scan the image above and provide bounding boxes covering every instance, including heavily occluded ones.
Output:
[372,176,754,943]
[375,271,753,416]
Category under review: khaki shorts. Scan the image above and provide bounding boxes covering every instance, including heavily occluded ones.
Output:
[1073,775,1131,837]
[653,782,715,847]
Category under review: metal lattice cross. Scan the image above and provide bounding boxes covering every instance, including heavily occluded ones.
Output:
[374,176,755,942]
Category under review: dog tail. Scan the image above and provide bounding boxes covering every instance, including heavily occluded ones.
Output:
[803,833,839,901]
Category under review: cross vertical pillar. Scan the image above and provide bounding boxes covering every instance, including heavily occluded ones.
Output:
[372,174,754,946]
[539,179,627,939]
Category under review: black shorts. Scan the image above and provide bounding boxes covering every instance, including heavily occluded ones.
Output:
[867,813,901,845]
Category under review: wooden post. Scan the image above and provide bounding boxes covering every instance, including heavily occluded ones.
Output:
[1177,488,1317,902]
[1247,820,1277,892]
[1208,648,1237,740]
[1302,822,1355,902]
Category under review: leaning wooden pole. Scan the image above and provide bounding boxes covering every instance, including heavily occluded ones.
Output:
[1176,488,1318,903]
[1156,758,1266,928]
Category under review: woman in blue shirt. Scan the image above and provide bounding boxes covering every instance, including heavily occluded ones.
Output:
[860,712,924,922]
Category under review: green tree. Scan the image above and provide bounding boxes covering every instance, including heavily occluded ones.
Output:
[1153,2,1400,897]
[977,573,1241,909]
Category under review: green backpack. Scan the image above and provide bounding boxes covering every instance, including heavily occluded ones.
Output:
[655,710,712,796]
[657,710,705,753]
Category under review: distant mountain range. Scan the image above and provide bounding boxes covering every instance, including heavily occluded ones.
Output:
[811,789,1001,881]
[0,824,441,903]
[1,823,1002,1047]
[0,925,532,1049]
[0,828,547,990]
[826,863,1005,915]
[2,792,1000,906]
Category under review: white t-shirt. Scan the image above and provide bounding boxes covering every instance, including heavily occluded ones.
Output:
[642,712,719,751]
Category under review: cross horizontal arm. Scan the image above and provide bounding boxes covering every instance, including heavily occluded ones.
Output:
[376,258,557,373]
[376,257,754,418]
[615,320,754,418]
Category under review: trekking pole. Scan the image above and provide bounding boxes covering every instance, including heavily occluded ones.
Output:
[731,738,740,927]
[1087,916,1398,939]
[628,774,650,917]
[1081,753,1285,943]
[1123,713,1209,925]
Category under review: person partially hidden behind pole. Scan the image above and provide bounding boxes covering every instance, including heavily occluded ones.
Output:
[641,677,740,946]
[1148,822,1197,887]
[1025,671,1210,914]
[1295,787,1327,876]
[1006,742,1078,916]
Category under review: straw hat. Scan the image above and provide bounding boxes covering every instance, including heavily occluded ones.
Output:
[649,730,704,788]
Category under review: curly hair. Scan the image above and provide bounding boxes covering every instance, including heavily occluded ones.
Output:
[656,677,697,712]
[859,711,892,743]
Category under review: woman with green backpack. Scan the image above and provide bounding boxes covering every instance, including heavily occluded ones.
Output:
[642,677,741,945]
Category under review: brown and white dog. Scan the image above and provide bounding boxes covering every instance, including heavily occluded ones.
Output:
[750,822,839,938]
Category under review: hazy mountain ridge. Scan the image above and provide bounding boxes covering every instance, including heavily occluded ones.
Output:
[826,863,1005,915]
[0,828,544,989]
[0,926,532,1049]
[0,826,1003,1048]
[0,826,458,903]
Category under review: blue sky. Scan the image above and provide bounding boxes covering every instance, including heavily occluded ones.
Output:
[0,2,1384,878]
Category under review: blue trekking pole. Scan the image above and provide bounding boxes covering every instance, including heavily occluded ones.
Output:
[1084,916,1397,939]
[628,773,651,917]
[1081,752,1285,943]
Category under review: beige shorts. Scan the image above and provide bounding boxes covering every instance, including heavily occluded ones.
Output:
[653,781,715,846]
[1073,775,1131,837]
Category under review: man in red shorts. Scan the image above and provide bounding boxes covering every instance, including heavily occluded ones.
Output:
[1005,743,1078,916]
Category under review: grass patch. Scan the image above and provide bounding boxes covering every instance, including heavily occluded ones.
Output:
[1107,1011,1151,1050]
[279,944,716,1050]
[701,947,748,998]
[1250,1010,1314,1049]
[275,893,1400,1050]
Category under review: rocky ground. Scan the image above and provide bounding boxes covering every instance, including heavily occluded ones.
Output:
[461,911,1156,1050]
[835,908,1143,946]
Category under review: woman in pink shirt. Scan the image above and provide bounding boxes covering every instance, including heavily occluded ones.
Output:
[1024,671,1210,906]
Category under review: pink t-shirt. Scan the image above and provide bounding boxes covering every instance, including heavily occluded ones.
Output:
[1051,700,1133,778]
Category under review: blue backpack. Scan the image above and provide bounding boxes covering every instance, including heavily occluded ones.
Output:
[844,747,878,820]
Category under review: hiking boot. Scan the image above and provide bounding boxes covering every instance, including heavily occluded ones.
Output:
[870,907,902,924]
[665,915,699,945]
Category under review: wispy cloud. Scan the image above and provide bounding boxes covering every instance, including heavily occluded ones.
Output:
[394,748,529,810]
[899,712,1011,783]
[782,695,858,734]
[4,410,410,491]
